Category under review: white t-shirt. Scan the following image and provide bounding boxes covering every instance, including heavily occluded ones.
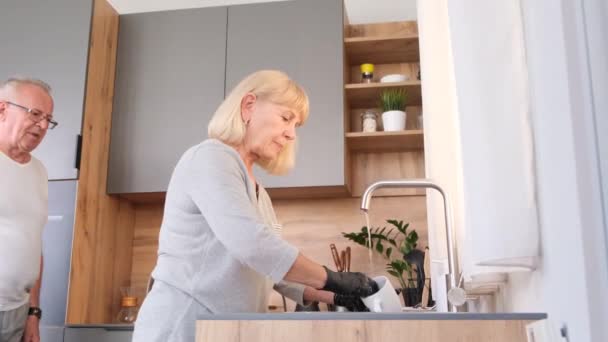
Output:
[0,151,48,310]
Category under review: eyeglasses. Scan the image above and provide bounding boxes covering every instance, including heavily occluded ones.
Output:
[5,101,58,129]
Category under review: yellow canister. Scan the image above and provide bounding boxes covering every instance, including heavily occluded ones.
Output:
[360,63,374,83]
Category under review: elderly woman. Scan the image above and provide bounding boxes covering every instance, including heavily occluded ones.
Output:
[132,70,377,342]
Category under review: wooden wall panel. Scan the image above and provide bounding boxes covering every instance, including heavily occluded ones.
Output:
[197,319,531,342]
[130,204,164,293]
[66,0,131,324]
[350,151,426,197]
[129,196,428,312]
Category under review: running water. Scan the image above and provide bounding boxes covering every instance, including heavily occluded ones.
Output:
[364,211,373,266]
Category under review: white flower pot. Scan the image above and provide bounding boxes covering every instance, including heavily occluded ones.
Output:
[382,110,406,131]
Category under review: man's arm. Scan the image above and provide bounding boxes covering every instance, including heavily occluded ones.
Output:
[23,256,43,342]
[29,256,43,308]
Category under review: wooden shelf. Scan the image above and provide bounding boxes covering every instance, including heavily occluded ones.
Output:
[346,130,424,153]
[345,81,422,108]
[345,35,420,65]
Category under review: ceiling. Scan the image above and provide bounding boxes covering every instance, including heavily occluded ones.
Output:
[107,0,417,23]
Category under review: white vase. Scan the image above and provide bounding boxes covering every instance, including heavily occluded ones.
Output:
[382,110,407,131]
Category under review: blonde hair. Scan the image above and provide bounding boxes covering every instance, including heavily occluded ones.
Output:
[208,70,309,175]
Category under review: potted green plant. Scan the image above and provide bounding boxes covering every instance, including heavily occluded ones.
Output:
[380,89,407,131]
[342,219,426,306]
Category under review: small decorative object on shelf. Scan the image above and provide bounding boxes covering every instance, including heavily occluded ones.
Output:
[360,63,374,83]
[116,286,139,323]
[380,74,407,83]
[380,89,407,131]
[361,110,378,132]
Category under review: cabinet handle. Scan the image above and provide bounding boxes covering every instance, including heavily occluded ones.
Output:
[75,134,82,170]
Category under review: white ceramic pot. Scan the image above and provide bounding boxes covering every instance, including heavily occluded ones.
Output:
[382,110,406,131]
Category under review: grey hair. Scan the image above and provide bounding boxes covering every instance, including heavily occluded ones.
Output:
[0,77,52,95]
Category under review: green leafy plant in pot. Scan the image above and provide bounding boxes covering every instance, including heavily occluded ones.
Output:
[379,89,407,131]
[342,219,428,306]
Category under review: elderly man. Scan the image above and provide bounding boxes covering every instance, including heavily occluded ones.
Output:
[0,78,57,342]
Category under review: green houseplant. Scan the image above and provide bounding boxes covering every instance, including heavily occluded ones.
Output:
[342,219,426,306]
[379,89,407,131]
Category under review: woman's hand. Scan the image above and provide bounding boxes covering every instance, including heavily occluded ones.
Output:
[333,293,369,312]
[321,266,378,297]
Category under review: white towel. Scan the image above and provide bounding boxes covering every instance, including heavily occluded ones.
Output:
[447,0,540,273]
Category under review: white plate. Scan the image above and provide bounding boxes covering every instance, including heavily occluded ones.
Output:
[380,74,408,83]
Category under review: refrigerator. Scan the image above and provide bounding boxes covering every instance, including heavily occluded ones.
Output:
[39,180,77,342]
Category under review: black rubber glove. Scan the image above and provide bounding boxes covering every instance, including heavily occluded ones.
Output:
[322,266,379,297]
[334,293,369,312]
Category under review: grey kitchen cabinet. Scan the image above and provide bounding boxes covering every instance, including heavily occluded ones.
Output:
[64,327,133,342]
[225,0,345,189]
[107,7,228,193]
[41,181,77,327]
[40,326,65,342]
[0,0,93,180]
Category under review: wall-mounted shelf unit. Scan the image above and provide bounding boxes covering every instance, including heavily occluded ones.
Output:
[344,34,420,64]
[345,81,422,108]
[344,20,425,196]
[346,130,424,153]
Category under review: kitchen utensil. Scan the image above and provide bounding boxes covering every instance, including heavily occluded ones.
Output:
[330,244,343,271]
[361,276,402,312]
[420,247,430,308]
[327,304,349,312]
[345,247,351,272]
[295,301,320,312]
[340,250,346,272]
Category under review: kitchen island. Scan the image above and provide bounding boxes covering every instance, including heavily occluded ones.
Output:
[196,312,547,342]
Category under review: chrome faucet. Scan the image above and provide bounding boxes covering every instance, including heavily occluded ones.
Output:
[361,179,459,312]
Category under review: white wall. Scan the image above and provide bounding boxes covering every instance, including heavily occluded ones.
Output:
[502,1,595,338]
[592,0,608,259]
[419,1,607,340]
[506,1,607,341]
[344,0,417,24]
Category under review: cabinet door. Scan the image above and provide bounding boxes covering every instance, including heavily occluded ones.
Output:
[0,0,93,180]
[39,326,64,342]
[64,327,132,342]
[226,0,345,188]
[108,8,227,193]
[40,181,77,326]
